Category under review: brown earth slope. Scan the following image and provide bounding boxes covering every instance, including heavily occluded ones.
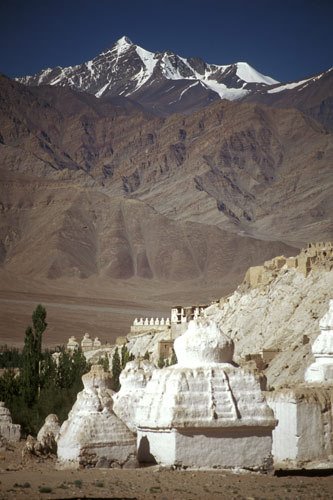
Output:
[1,75,332,345]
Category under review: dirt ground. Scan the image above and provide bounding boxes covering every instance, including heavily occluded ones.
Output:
[1,442,333,500]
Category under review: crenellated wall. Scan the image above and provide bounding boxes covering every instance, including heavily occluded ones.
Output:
[130,317,171,335]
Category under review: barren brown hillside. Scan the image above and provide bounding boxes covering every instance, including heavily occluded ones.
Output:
[1,74,332,346]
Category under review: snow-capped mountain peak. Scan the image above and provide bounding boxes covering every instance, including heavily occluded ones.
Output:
[113,35,133,55]
[235,62,278,85]
[17,36,281,114]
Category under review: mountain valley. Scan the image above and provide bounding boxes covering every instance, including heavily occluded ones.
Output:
[0,37,332,345]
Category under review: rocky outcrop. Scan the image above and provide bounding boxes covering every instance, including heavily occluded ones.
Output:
[0,402,20,442]
[205,265,333,389]
[136,318,275,470]
[57,365,136,468]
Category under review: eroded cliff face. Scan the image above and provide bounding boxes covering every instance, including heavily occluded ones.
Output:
[1,76,332,248]
[205,265,333,389]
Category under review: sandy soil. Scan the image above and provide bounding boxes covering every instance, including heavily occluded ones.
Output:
[1,442,333,500]
[0,273,225,348]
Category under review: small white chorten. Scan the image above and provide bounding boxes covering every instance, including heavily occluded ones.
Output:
[57,365,136,467]
[81,333,93,352]
[136,318,275,469]
[93,337,102,349]
[113,359,154,433]
[67,336,79,352]
[305,300,333,383]
[0,401,21,442]
[37,414,60,444]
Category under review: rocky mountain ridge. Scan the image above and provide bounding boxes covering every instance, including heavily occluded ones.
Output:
[16,36,332,125]
[17,36,278,115]
[1,75,332,248]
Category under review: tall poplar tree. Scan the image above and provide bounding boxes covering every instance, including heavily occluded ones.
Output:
[21,304,47,406]
[112,347,121,391]
[121,344,134,369]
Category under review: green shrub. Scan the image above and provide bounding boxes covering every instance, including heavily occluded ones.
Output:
[39,486,52,493]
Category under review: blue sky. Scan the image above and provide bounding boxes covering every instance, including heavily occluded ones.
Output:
[1,0,332,83]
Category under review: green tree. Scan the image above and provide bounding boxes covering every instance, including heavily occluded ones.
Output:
[157,356,165,368]
[39,351,57,390]
[121,344,134,369]
[0,369,20,407]
[99,355,110,372]
[21,305,47,406]
[143,350,150,360]
[56,349,88,390]
[112,347,121,391]
[32,305,47,355]
[0,346,22,369]
[0,306,91,436]
[170,349,177,366]
[56,351,74,389]
[71,349,89,394]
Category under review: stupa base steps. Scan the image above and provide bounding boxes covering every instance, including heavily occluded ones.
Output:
[137,427,273,471]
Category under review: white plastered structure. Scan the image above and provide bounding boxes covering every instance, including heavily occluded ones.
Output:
[57,365,136,468]
[136,318,275,469]
[266,300,333,468]
[305,299,333,383]
[0,401,20,442]
[266,387,333,468]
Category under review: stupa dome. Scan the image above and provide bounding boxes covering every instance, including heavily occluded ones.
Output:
[174,318,234,366]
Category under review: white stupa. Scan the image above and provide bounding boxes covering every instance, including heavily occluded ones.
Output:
[136,318,276,469]
[113,359,154,433]
[0,402,21,442]
[267,300,333,468]
[67,336,79,352]
[305,299,333,383]
[57,365,136,468]
[37,414,60,444]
